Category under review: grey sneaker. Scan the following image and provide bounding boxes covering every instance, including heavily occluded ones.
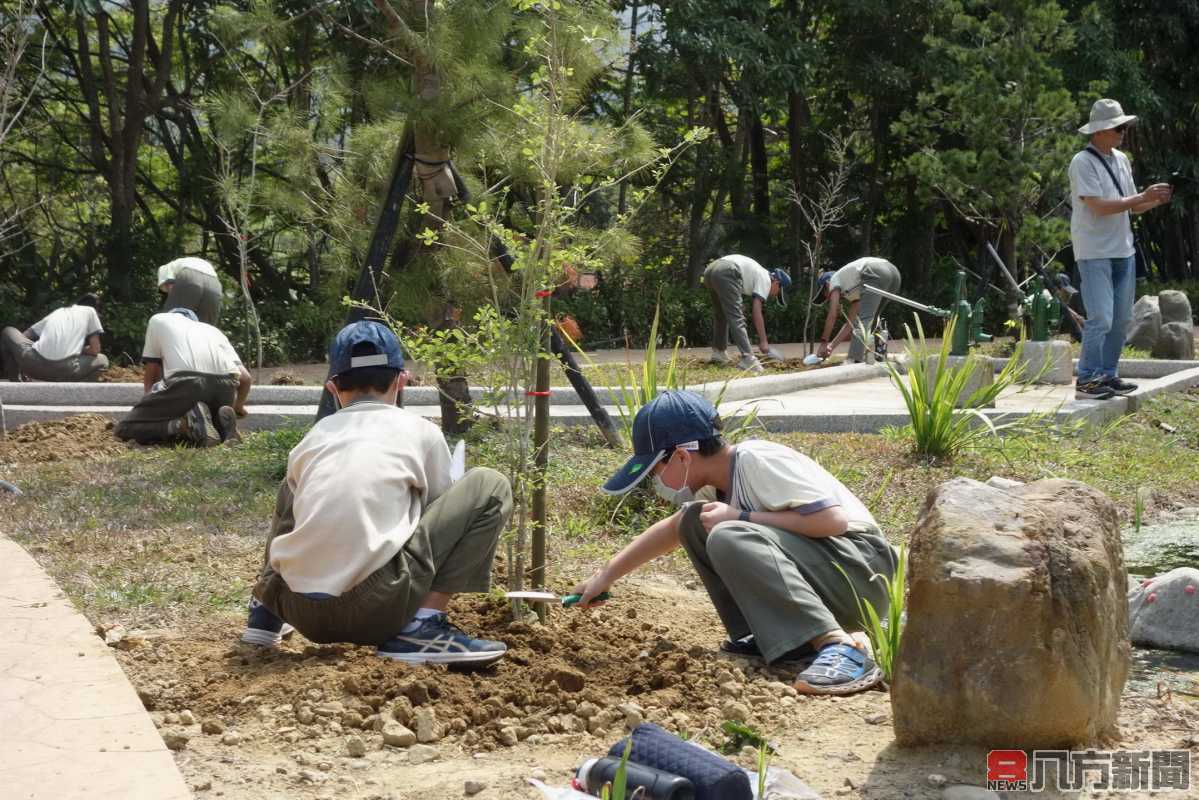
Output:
[708,349,729,365]
[736,355,764,373]
[218,405,242,444]
[169,403,219,446]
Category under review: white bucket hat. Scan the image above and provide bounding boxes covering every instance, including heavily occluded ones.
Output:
[1078,99,1137,135]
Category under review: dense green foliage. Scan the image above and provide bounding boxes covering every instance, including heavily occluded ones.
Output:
[1,0,1196,361]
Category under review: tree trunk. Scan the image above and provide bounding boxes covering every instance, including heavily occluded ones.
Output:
[750,113,769,225]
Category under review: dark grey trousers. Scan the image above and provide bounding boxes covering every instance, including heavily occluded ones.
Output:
[164,267,223,326]
[254,467,513,645]
[848,260,901,362]
[114,371,237,443]
[703,259,754,357]
[677,501,898,663]
[1,327,109,382]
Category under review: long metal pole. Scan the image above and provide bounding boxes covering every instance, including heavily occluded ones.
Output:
[862,285,951,317]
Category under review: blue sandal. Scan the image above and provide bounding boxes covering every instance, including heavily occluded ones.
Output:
[793,642,882,695]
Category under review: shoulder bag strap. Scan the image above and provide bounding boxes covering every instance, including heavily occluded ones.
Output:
[1084,146,1130,196]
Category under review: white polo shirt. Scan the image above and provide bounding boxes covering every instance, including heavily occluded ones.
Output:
[829,258,893,303]
[721,255,773,301]
[702,439,875,526]
[267,401,453,596]
[29,305,103,361]
[141,311,241,378]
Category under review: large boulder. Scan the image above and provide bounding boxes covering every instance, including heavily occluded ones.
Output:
[891,478,1129,748]
[1124,295,1160,351]
[1157,290,1193,328]
[1129,567,1199,653]
[1151,321,1195,360]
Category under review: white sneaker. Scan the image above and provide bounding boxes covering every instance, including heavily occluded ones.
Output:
[708,349,729,365]
[736,355,764,373]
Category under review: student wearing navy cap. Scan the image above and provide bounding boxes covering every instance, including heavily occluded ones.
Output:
[572,390,897,695]
[815,257,901,363]
[242,320,513,665]
[702,254,791,373]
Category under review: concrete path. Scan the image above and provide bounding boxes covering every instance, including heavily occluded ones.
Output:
[0,536,190,800]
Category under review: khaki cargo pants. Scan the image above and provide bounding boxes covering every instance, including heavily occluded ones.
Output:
[253,467,513,646]
[678,501,897,663]
[848,259,901,363]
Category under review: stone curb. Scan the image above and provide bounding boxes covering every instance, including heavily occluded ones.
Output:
[0,535,191,799]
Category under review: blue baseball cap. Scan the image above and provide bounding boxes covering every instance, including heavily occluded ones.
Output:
[769,269,792,307]
[329,320,405,378]
[815,271,836,301]
[602,390,719,495]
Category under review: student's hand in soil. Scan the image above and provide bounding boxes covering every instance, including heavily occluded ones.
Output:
[699,501,739,531]
[569,571,613,608]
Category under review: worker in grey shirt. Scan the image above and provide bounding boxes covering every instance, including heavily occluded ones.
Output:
[1068,99,1172,401]
[702,254,791,373]
[815,257,901,363]
[1,294,109,381]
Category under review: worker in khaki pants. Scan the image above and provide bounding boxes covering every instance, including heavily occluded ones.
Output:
[243,320,514,666]
[572,390,897,695]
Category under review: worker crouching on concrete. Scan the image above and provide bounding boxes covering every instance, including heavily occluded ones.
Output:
[241,321,514,666]
[114,308,250,446]
[572,390,897,695]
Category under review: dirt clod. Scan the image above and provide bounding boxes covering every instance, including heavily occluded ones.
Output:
[201,720,224,735]
[346,735,367,757]
[464,779,486,796]
[382,722,416,747]
[551,666,585,693]
[408,744,438,764]
[161,729,189,750]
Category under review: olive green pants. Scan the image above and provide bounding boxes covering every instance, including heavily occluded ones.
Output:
[164,266,223,326]
[253,467,513,645]
[1,327,108,382]
[677,501,897,663]
[113,371,237,444]
[848,259,901,362]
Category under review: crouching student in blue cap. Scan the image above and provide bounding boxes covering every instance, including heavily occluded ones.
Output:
[241,320,514,665]
[571,390,897,695]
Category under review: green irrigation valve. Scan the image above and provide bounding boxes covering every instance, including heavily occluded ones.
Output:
[949,270,990,356]
[1025,274,1062,341]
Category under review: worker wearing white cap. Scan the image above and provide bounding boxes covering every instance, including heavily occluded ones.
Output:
[158,256,223,326]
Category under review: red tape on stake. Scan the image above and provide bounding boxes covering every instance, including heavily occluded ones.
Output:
[535,290,552,298]
[526,391,551,397]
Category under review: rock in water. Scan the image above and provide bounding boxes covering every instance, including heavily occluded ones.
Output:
[1157,290,1193,327]
[891,478,1128,747]
[1125,295,1161,352]
[1151,321,1195,360]
[1129,567,1199,653]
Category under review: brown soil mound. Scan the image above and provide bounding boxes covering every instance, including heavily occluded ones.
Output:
[120,587,819,756]
[0,414,129,463]
[98,364,144,382]
[270,372,306,385]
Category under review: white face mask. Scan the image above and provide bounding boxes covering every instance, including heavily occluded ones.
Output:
[652,457,694,505]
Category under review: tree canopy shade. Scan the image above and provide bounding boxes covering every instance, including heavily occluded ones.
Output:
[0,0,1196,361]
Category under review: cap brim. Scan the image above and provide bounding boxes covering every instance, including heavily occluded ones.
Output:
[601,450,667,496]
[1079,114,1137,134]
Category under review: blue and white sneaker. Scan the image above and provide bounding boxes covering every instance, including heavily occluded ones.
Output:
[240,598,295,647]
[377,613,507,665]
[793,642,882,695]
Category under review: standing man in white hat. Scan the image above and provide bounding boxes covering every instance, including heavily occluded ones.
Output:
[1069,98,1172,400]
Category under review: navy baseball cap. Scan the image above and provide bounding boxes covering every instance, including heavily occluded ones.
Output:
[602,390,719,495]
[770,269,792,307]
[329,320,405,378]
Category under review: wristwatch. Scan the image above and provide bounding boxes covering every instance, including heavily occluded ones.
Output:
[739,509,751,522]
